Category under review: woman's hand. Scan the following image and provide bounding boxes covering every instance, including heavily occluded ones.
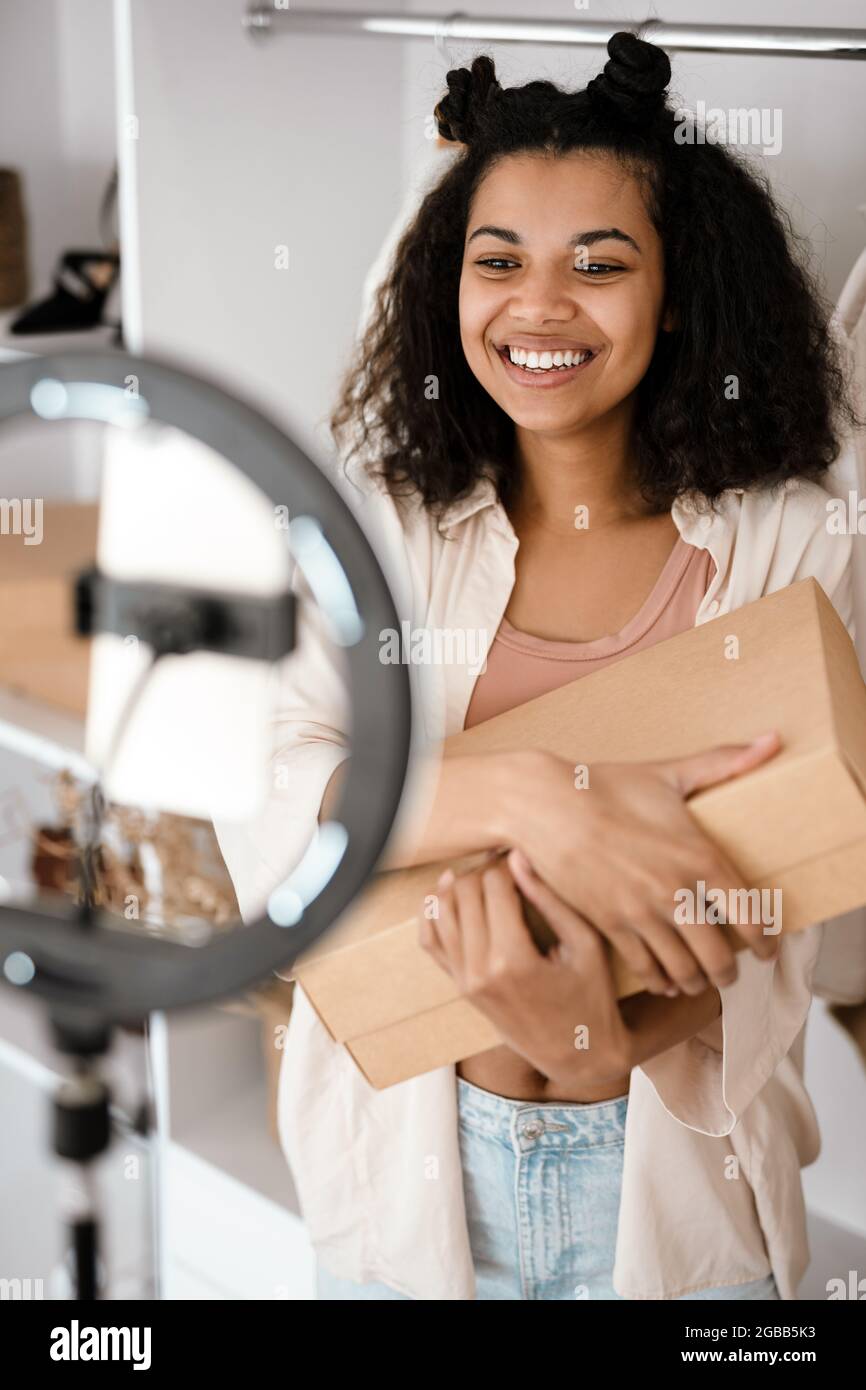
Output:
[418,851,632,1090]
[491,733,783,999]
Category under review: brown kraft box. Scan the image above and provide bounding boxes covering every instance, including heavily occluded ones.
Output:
[293,579,866,1089]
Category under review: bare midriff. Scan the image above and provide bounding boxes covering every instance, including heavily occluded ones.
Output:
[457,1048,630,1102]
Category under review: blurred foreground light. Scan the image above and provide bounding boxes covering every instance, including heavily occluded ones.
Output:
[268,820,349,927]
[4,951,35,986]
[31,379,150,428]
[288,515,364,647]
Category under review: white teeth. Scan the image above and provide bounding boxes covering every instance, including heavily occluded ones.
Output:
[505,346,591,371]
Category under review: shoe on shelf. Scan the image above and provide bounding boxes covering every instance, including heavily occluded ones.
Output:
[10,249,120,335]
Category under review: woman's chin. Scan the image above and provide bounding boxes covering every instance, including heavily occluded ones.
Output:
[497,394,598,433]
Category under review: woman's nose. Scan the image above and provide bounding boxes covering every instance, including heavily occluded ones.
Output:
[505,268,582,321]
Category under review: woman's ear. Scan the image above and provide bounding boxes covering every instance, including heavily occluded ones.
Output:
[661,303,679,332]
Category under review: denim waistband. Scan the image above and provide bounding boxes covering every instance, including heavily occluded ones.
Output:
[456,1074,629,1149]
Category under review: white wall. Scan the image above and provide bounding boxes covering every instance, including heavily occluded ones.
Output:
[0,0,116,299]
[124,0,406,466]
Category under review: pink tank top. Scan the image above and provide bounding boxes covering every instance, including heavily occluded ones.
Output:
[464,536,717,728]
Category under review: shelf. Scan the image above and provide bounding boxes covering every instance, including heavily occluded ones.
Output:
[0,307,119,363]
[0,686,89,777]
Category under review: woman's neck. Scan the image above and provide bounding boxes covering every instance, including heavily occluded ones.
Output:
[509,414,652,537]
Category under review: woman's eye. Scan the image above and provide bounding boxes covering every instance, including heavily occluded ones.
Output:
[474,258,624,276]
[575,263,622,276]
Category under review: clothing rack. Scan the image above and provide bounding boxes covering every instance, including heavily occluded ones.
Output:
[243,8,866,61]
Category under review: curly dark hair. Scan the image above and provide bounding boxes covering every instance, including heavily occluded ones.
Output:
[330,29,860,522]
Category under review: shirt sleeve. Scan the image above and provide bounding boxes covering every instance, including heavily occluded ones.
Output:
[638,482,855,1134]
[637,927,824,1136]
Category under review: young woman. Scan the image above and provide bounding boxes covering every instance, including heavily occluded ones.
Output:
[214,31,858,1300]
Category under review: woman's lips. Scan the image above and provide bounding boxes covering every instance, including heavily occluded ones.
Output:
[494,345,599,388]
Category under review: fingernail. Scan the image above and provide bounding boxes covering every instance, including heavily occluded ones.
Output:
[510,848,531,875]
[664,986,679,998]
[437,869,454,888]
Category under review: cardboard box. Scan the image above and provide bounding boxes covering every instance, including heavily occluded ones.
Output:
[294,579,866,1089]
[0,502,98,718]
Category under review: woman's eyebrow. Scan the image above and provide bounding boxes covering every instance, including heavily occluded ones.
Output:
[466,225,641,253]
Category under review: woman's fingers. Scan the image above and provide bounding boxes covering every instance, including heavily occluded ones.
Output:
[664,843,779,966]
[509,848,678,996]
[419,862,498,982]
[422,847,749,1004]
[605,926,680,996]
[451,866,492,981]
[417,910,445,969]
[506,848,589,939]
[419,868,460,976]
[477,860,541,973]
[420,857,544,989]
[507,848,620,976]
[702,849,781,962]
[659,732,781,799]
[628,914,716,994]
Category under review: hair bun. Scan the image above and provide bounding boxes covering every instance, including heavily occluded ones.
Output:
[434,55,502,144]
[587,31,671,121]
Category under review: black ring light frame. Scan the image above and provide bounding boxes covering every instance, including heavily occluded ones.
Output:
[0,350,413,1036]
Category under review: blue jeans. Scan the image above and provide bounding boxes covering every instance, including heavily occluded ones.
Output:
[316,1076,780,1301]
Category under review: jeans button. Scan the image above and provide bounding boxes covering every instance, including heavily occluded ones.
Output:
[521,1120,544,1140]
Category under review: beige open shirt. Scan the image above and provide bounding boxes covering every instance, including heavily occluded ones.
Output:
[213,468,854,1300]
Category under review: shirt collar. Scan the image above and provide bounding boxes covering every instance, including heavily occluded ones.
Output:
[436,473,507,537]
[343,453,510,537]
[343,451,741,546]
[438,475,742,548]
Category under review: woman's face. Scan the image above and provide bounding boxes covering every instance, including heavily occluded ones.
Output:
[459,151,672,437]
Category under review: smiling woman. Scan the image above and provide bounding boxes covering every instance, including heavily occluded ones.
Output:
[271,28,865,1303]
[472,224,639,379]
[459,152,671,446]
[331,36,856,518]
[472,220,643,385]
